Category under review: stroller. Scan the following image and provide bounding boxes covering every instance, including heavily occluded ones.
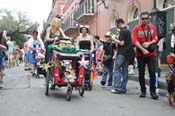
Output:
[34,49,46,78]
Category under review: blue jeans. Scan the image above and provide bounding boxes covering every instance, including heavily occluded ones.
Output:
[101,62,113,85]
[113,55,129,92]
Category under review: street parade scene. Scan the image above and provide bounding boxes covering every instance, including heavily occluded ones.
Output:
[0,0,175,116]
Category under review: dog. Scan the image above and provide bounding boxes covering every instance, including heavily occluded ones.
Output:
[165,72,175,105]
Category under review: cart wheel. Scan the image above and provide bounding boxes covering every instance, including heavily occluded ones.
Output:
[34,68,37,78]
[45,71,51,96]
[89,81,93,91]
[66,84,72,101]
[79,79,85,96]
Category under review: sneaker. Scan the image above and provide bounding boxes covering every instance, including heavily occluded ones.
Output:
[128,70,134,75]
[24,68,29,71]
[151,92,159,100]
[110,89,118,94]
[100,81,106,86]
[139,92,146,98]
[110,89,125,94]
[107,83,112,86]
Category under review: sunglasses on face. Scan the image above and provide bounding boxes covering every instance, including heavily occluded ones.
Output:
[141,17,149,20]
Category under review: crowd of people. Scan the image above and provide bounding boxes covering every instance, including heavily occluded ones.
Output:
[0,31,24,87]
[74,11,161,100]
[1,11,174,100]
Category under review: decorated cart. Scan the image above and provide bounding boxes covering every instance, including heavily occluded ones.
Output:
[43,39,89,101]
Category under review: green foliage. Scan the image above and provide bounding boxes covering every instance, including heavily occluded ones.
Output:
[0,9,39,48]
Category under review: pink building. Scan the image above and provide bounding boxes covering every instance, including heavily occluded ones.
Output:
[42,0,65,39]
[45,0,174,63]
[62,0,174,38]
[47,0,65,24]
[61,0,174,63]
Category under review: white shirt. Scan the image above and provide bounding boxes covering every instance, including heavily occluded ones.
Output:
[157,37,165,52]
[28,37,44,52]
[171,34,175,48]
[7,40,14,54]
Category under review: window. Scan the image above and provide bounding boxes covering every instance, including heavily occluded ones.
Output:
[128,6,139,22]
[163,0,173,8]
[79,0,94,14]
[133,8,138,19]
[110,15,117,29]
[157,0,174,9]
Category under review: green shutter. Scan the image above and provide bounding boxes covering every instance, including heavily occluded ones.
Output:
[128,20,139,33]
[161,8,174,64]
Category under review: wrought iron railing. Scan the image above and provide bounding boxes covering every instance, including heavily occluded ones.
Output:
[62,0,94,30]
[62,10,79,31]
[78,0,94,17]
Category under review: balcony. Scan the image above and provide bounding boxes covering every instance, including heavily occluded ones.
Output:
[62,11,78,34]
[77,0,95,23]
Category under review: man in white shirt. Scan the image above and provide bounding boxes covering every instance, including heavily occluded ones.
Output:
[6,37,14,68]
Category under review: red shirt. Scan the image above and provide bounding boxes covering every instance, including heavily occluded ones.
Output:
[132,24,158,57]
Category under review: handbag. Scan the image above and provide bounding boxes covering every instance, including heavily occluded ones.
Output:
[147,43,156,52]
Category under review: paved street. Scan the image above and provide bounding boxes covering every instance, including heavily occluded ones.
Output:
[0,64,175,116]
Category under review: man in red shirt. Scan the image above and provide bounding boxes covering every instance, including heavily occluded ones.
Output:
[132,11,159,99]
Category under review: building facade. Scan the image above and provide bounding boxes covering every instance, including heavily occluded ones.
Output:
[46,0,175,63]
[42,0,65,39]
[47,0,65,24]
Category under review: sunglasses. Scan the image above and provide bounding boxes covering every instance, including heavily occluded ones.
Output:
[141,17,149,20]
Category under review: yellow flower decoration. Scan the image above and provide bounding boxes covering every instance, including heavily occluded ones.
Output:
[42,62,51,72]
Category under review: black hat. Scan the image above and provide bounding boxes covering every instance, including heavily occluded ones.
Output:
[172,27,175,33]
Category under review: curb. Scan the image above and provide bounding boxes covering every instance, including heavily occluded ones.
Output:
[129,75,167,97]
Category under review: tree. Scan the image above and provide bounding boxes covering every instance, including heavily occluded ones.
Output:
[0,9,39,48]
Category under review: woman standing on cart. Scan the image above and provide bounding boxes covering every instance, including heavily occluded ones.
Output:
[45,15,70,90]
[45,15,69,63]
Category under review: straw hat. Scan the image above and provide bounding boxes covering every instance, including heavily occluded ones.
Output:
[104,32,111,37]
